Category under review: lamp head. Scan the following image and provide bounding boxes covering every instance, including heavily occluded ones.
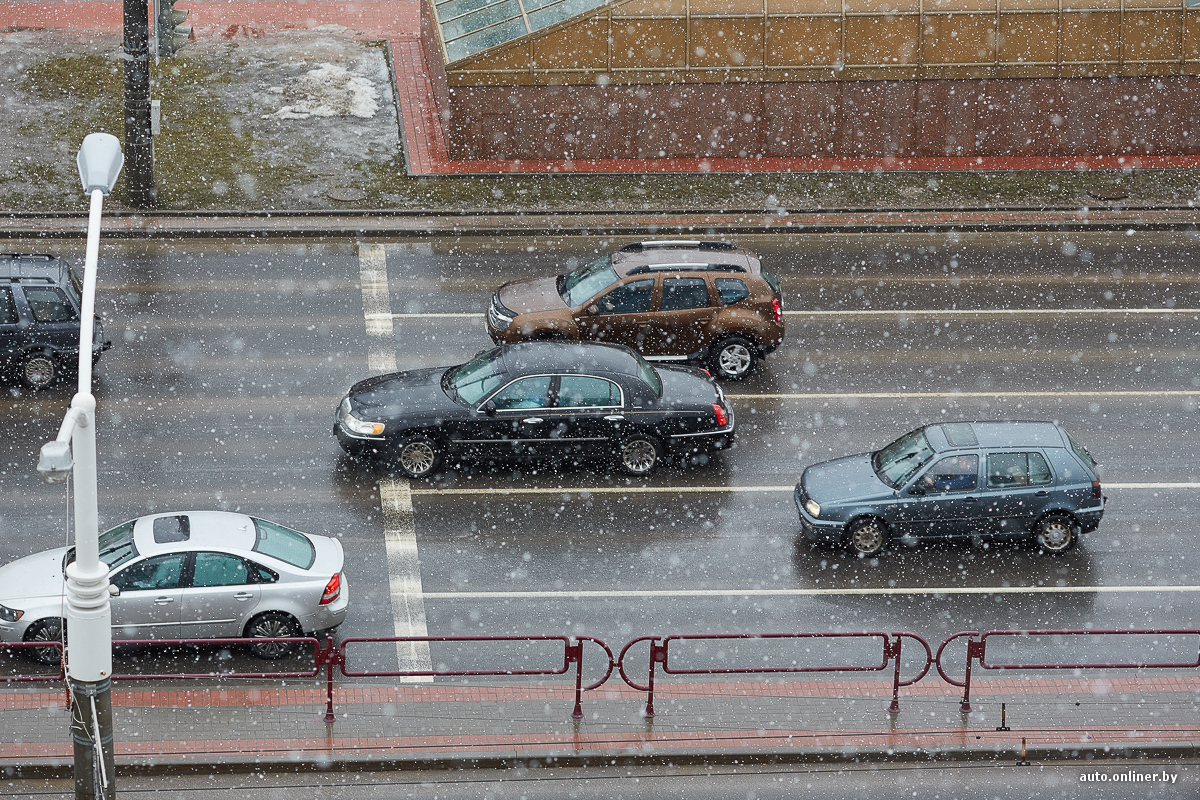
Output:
[76,133,124,196]
[37,441,73,484]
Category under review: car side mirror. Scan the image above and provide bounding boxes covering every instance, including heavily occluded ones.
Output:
[480,403,496,417]
[586,305,598,316]
[109,584,120,597]
[908,484,926,496]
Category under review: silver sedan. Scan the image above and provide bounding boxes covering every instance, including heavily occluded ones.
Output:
[0,511,348,663]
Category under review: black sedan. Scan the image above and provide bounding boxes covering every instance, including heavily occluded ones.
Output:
[334,342,735,478]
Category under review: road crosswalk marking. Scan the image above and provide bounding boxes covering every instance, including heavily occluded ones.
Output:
[359,243,432,679]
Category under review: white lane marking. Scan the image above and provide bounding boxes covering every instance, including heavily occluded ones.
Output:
[359,243,397,374]
[411,483,1193,496]
[421,585,1200,600]
[380,476,433,682]
[359,243,431,680]
[376,308,1200,321]
[730,391,1199,400]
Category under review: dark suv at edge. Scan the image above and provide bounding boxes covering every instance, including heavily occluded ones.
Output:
[0,253,111,388]
[794,421,1104,557]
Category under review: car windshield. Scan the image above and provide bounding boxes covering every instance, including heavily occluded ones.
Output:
[252,518,316,569]
[65,519,139,572]
[558,255,619,308]
[872,428,936,488]
[445,348,506,405]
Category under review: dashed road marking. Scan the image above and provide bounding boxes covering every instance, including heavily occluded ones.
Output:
[359,243,431,680]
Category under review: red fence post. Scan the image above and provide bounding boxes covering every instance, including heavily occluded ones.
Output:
[961,639,985,713]
[316,636,345,724]
[645,639,667,718]
[566,639,584,720]
[887,634,903,714]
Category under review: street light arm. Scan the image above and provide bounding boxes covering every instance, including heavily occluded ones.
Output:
[78,187,105,391]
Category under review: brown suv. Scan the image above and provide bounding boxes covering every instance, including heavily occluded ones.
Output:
[485,241,784,380]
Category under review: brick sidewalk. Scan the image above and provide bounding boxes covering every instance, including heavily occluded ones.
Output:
[5,676,1200,769]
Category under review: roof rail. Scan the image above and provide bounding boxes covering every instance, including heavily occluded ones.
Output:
[626,263,746,276]
[0,253,56,261]
[619,241,738,253]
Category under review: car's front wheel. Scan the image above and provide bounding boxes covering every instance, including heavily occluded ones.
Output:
[707,336,758,381]
[394,436,441,479]
[21,352,58,389]
[246,612,302,659]
[617,433,662,477]
[1034,513,1077,554]
[22,618,63,665]
[846,517,888,557]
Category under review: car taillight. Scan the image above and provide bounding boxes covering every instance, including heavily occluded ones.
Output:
[1092,480,1102,499]
[712,403,728,427]
[699,368,711,378]
[320,573,341,605]
[771,297,783,323]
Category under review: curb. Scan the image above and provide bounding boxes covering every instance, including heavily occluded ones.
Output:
[6,741,1199,778]
[2,207,1199,239]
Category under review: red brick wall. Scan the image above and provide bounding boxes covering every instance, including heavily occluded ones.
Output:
[442,78,1200,161]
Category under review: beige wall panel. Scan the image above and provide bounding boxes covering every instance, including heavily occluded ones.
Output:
[998,14,1058,63]
[448,71,535,85]
[689,18,767,66]
[449,42,532,71]
[766,0,839,11]
[922,15,996,64]
[999,0,1058,10]
[1123,11,1182,62]
[845,17,919,64]
[691,0,766,14]
[1062,0,1119,9]
[611,0,687,15]
[611,20,688,67]
[924,0,995,11]
[1059,12,1120,62]
[533,18,610,69]
[1124,0,1183,6]
[767,17,841,64]
[1188,17,1200,61]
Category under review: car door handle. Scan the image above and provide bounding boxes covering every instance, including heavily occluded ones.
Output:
[604,415,625,421]
[153,597,175,605]
[1035,490,1049,497]
[233,592,254,601]
[962,496,978,502]
[521,417,544,424]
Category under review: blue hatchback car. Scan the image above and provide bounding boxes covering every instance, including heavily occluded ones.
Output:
[794,421,1104,557]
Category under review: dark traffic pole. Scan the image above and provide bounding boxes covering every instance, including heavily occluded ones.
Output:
[123,0,156,208]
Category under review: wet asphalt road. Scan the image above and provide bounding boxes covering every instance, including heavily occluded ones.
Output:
[0,230,1198,679]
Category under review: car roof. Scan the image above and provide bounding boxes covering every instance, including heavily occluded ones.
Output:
[497,341,648,379]
[0,253,70,283]
[610,241,760,278]
[926,421,1067,452]
[132,510,258,557]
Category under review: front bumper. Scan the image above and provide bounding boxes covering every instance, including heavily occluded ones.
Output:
[794,484,843,543]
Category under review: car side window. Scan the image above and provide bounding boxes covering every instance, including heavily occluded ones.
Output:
[192,552,251,588]
[489,376,553,410]
[23,286,75,323]
[919,455,978,493]
[715,278,750,305]
[0,286,16,324]
[112,553,186,592]
[247,560,279,584]
[661,277,710,311]
[987,452,1053,488]
[596,279,654,314]
[556,376,620,408]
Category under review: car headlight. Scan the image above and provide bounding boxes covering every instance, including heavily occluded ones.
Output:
[805,499,821,518]
[343,412,385,436]
[488,295,514,330]
[0,604,23,623]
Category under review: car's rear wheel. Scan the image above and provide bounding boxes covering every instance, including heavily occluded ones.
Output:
[246,612,301,659]
[707,336,758,381]
[617,433,661,477]
[394,436,440,479]
[846,517,888,557]
[23,618,63,665]
[1034,513,1077,554]
[21,353,57,389]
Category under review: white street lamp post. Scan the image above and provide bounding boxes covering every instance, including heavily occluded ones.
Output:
[37,132,124,800]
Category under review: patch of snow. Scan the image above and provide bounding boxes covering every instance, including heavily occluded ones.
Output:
[269,63,379,120]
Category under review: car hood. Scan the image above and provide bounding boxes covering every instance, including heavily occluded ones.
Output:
[348,367,461,418]
[802,454,894,504]
[498,277,569,314]
[0,547,67,603]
